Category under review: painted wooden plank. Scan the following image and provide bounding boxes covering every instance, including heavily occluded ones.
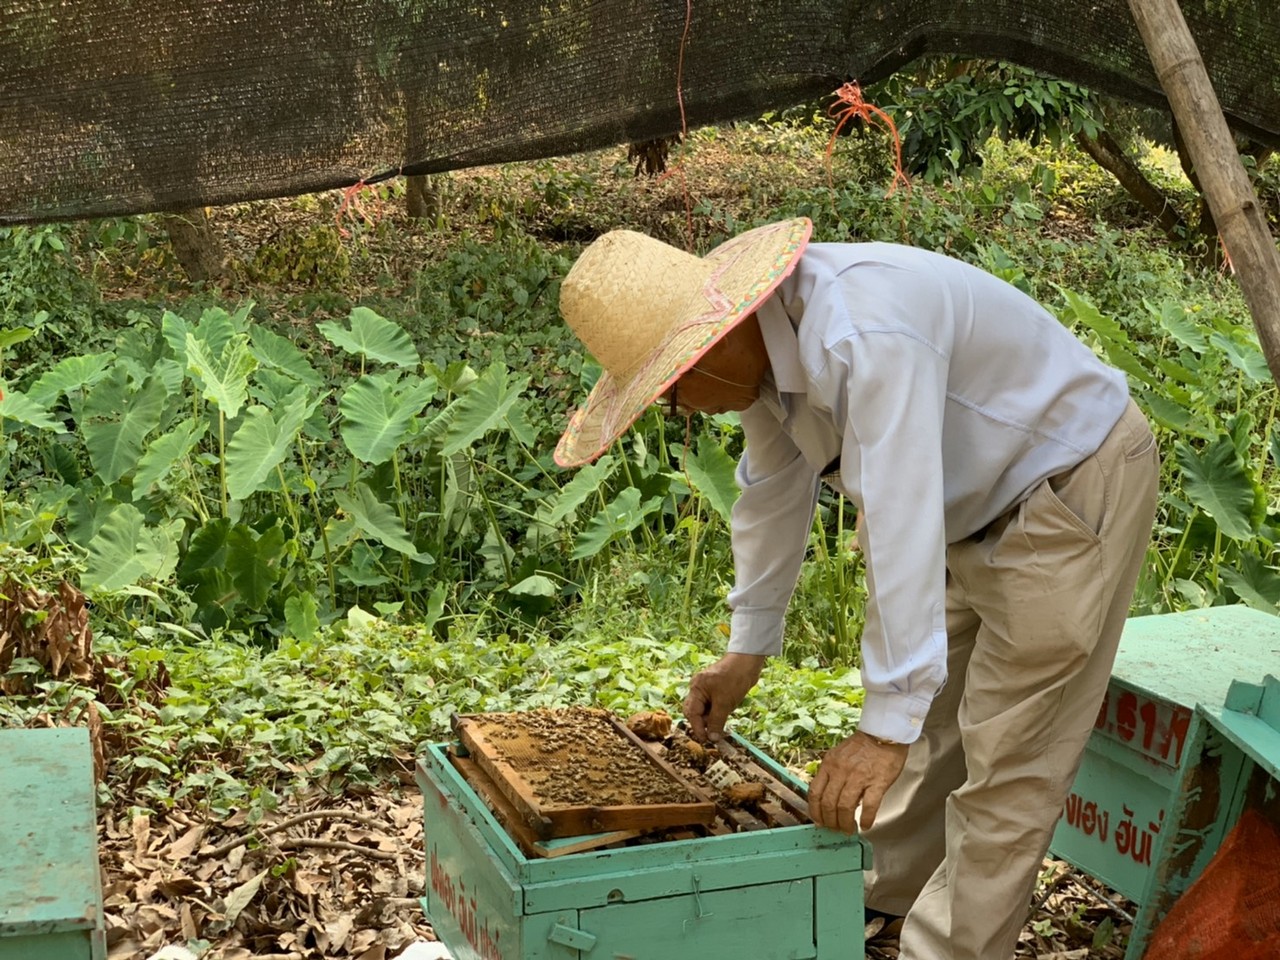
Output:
[0,728,104,960]
[579,878,818,960]
[815,871,865,960]
[1111,605,1280,711]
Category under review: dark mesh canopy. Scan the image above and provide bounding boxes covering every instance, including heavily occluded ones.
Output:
[2,0,1278,224]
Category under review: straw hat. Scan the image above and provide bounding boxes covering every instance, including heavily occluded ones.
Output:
[554,217,812,467]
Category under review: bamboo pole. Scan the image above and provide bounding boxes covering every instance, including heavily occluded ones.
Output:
[1127,0,1280,384]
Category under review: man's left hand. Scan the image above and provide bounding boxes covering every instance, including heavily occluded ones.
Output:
[807,731,909,834]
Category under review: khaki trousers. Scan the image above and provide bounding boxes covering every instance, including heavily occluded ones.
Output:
[862,399,1159,960]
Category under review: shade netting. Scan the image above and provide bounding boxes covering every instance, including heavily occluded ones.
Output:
[2,0,1278,224]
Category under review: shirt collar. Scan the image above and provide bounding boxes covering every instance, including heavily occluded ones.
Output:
[756,292,806,394]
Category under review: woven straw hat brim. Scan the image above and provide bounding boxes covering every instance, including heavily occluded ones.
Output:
[555,217,811,467]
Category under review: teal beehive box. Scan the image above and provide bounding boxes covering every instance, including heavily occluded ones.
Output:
[417,732,869,960]
[1048,605,1280,957]
[1128,673,1280,956]
[0,727,106,960]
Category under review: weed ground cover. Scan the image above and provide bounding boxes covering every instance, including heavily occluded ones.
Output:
[2,116,1275,958]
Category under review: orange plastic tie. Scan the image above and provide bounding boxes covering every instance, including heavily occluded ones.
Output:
[825,82,911,196]
[335,178,373,238]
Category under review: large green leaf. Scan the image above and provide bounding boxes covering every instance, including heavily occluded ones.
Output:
[1137,389,1213,440]
[1208,330,1271,383]
[228,524,285,608]
[318,307,419,368]
[1056,288,1156,387]
[1156,303,1209,354]
[186,330,257,418]
[339,374,437,464]
[572,487,663,560]
[179,518,284,609]
[226,394,318,499]
[284,593,320,640]
[0,388,64,432]
[684,438,740,523]
[164,304,246,369]
[82,375,168,484]
[250,324,324,388]
[337,541,392,586]
[161,311,192,365]
[440,364,529,455]
[82,504,181,593]
[180,517,236,582]
[26,352,115,405]
[151,357,186,399]
[479,525,514,579]
[335,483,431,561]
[1175,437,1257,542]
[539,455,617,526]
[189,567,239,632]
[508,574,556,597]
[1153,357,1201,389]
[132,418,207,500]
[1220,553,1280,614]
[0,327,33,351]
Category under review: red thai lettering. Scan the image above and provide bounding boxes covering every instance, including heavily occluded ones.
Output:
[1115,691,1138,743]
[428,846,505,960]
[1062,792,1109,843]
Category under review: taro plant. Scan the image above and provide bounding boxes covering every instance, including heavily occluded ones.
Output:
[0,297,752,644]
[1060,289,1280,614]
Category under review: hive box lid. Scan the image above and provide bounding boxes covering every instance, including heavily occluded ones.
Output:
[0,728,102,937]
[1113,605,1280,710]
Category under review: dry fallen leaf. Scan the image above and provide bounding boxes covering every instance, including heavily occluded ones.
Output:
[222,868,268,925]
[132,814,152,860]
[166,823,206,860]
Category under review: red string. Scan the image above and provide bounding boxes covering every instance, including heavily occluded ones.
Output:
[1219,236,1235,276]
[334,178,372,238]
[824,82,911,198]
[655,0,696,252]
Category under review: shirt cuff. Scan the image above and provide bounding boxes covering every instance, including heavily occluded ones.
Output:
[727,607,786,657]
[858,690,932,745]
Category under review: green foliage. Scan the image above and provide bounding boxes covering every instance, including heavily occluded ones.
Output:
[868,59,1099,183]
[0,224,99,362]
[246,223,351,286]
[0,295,748,644]
[1061,288,1280,613]
[320,306,420,370]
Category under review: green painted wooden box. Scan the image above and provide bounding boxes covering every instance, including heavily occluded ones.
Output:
[0,727,106,960]
[1048,605,1280,956]
[1127,673,1280,956]
[417,733,869,960]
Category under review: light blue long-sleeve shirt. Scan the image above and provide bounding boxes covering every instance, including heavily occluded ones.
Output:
[726,243,1130,744]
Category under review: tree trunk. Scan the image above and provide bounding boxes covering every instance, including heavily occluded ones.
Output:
[1073,127,1187,238]
[405,174,443,221]
[1169,120,1224,271]
[1128,0,1280,385]
[159,207,224,282]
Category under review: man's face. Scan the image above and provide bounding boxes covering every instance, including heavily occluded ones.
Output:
[659,318,768,417]
[663,364,758,416]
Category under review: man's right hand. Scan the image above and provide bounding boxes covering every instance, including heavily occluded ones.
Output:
[683,652,766,742]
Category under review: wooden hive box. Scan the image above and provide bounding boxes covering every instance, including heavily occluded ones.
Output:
[1048,605,1280,957]
[0,728,105,960]
[417,727,869,960]
[1127,673,1280,957]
